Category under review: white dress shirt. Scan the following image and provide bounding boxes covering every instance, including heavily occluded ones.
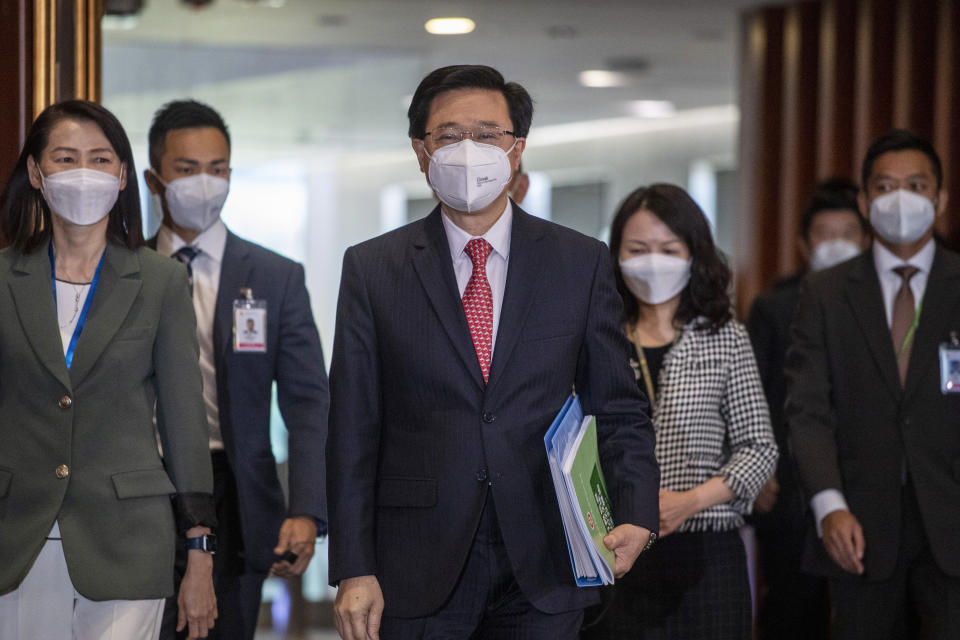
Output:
[440,201,512,356]
[810,238,936,535]
[157,220,228,450]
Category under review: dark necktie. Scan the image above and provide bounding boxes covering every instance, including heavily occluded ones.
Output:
[891,265,919,385]
[173,246,200,295]
[462,238,494,384]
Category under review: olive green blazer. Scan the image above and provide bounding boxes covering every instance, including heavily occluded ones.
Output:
[0,240,213,601]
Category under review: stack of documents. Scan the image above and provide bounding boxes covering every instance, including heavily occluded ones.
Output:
[544,394,616,586]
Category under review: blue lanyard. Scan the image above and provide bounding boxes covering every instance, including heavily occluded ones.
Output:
[49,242,106,369]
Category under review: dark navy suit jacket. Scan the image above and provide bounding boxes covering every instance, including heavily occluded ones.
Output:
[327,205,659,617]
[151,230,329,573]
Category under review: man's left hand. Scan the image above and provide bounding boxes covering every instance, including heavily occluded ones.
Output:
[603,524,653,578]
[270,516,318,577]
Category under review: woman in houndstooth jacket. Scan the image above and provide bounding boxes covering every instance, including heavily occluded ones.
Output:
[583,183,778,639]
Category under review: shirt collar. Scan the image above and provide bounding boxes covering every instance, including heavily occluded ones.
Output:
[440,200,513,263]
[872,237,935,278]
[157,219,228,264]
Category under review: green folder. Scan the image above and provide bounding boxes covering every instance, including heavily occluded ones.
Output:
[561,415,616,582]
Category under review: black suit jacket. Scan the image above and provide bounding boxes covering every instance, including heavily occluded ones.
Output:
[785,246,960,580]
[747,273,807,525]
[327,205,659,617]
[150,231,329,573]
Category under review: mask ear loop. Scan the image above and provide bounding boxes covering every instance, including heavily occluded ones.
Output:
[149,168,169,188]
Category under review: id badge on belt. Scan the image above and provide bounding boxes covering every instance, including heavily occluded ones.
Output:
[234,288,267,353]
[939,331,960,394]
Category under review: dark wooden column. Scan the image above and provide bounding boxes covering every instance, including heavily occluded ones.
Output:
[815,0,857,179]
[777,1,820,273]
[0,0,34,192]
[934,0,960,249]
[737,6,785,314]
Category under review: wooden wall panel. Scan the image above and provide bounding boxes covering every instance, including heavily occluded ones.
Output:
[737,7,786,315]
[934,0,960,250]
[778,2,821,273]
[815,0,857,179]
[738,0,959,316]
[0,0,33,191]
[852,0,896,172]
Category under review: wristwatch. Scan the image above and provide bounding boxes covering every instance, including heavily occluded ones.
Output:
[642,530,658,553]
[185,533,217,554]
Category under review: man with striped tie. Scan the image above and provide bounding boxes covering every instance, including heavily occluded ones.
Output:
[144,100,329,640]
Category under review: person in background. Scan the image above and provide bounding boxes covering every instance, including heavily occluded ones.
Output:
[787,129,960,638]
[583,183,777,640]
[747,177,870,639]
[327,64,660,640]
[145,100,329,640]
[508,160,530,205]
[0,100,217,639]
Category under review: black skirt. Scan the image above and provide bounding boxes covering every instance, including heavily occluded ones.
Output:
[582,529,751,640]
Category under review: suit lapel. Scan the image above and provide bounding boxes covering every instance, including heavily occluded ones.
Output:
[68,243,142,386]
[412,208,486,390]
[8,242,72,390]
[903,247,960,401]
[843,254,902,398]
[485,209,549,397]
[214,232,252,362]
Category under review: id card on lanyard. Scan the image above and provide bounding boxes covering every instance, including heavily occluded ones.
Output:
[940,331,960,394]
[49,243,105,369]
[233,287,267,353]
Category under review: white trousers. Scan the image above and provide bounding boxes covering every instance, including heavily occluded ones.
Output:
[0,525,164,640]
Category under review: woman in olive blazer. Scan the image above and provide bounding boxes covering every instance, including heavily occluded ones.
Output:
[0,101,217,639]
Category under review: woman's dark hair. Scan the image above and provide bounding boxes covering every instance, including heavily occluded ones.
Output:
[0,100,144,253]
[609,183,732,333]
[407,65,534,139]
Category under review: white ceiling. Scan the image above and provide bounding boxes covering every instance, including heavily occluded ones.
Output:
[103,0,771,151]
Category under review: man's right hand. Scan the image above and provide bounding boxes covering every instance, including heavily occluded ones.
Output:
[334,574,384,640]
[821,509,865,575]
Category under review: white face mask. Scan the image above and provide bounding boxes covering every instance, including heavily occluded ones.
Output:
[40,167,122,226]
[869,189,935,244]
[427,139,515,213]
[619,253,692,305]
[809,239,862,271]
[155,172,230,232]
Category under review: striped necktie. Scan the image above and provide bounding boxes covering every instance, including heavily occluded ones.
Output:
[173,245,200,295]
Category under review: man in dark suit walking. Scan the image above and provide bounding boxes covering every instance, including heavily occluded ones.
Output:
[327,65,659,640]
[144,100,329,640]
[786,130,960,638]
[747,177,869,639]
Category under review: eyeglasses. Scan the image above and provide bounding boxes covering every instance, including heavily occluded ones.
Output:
[423,125,517,148]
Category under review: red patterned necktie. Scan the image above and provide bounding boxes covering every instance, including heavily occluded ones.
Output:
[462,238,494,383]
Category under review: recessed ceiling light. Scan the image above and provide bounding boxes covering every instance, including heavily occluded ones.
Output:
[425,17,476,35]
[578,70,630,88]
[629,100,676,118]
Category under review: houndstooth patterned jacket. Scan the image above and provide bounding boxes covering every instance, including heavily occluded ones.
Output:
[640,319,778,532]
